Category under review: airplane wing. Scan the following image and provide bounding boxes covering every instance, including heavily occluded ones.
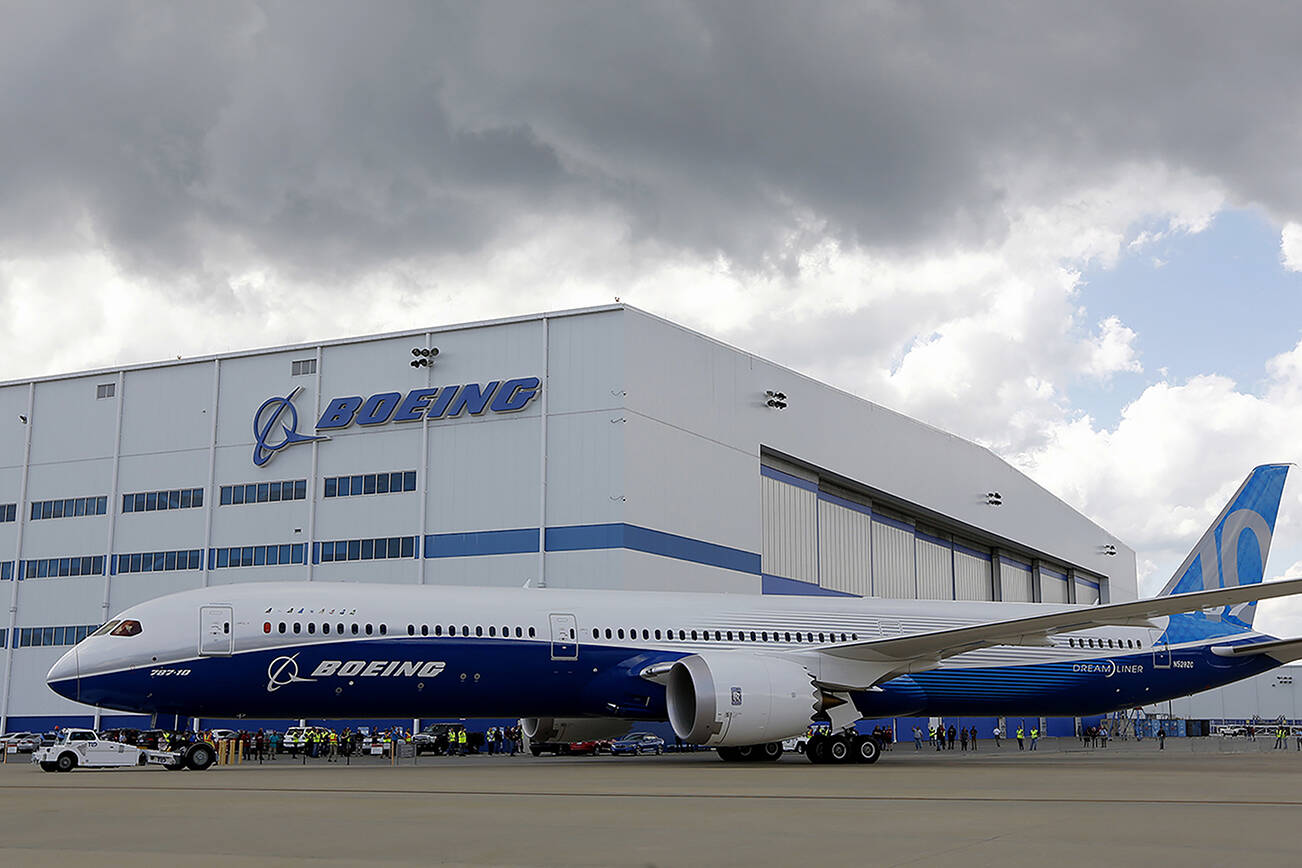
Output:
[819,576,1302,664]
[1210,636,1302,664]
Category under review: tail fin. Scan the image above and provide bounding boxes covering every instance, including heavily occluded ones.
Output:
[1159,464,1291,629]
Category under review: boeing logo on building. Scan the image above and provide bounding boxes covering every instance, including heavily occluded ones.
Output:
[251,377,541,466]
[252,387,329,467]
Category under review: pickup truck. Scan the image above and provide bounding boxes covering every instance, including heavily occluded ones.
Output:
[31,728,215,772]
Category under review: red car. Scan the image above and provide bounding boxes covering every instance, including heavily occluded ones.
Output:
[564,739,611,756]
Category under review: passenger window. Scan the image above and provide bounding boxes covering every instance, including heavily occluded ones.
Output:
[691,630,698,640]
[278,623,286,634]
[515,627,522,637]
[818,633,825,643]
[379,624,387,635]
[293,623,301,634]
[617,629,625,639]
[462,626,469,637]
[784,632,791,642]
[528,626,536,638]
[408,625,415,636]
[338,623,344,634]
[365,624,373,635]
[642,629,649,640]
[605,629,612,639]
[489,626,497,637]
[264,622,271,634]
[323,623,331,634]
[762,632,769,642]
[435,625,442,636]
[475,626,482,637]
[655,629,662,640]
[351,624,359,635]
[308,623,316,634]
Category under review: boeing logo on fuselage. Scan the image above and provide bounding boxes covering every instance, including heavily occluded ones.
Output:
[250,377,540,466]
[309,660,446,679]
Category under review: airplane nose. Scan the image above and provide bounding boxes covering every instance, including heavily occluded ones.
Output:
[46,648,79,701]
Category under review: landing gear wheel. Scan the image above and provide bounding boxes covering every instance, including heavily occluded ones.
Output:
[761,741,784,761]
[716,746,741,762]
[55,753,76,773]
[828,735,851,763]
[806,735,828,764]
[734,744,757,761]
[186,744,215,771]
[852,736,881,764]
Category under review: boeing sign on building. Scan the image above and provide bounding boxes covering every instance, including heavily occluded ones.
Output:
[252,377,542,466]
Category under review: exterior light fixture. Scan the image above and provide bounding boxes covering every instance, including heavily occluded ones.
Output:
[410,346,440,368]
[765,390,787,410]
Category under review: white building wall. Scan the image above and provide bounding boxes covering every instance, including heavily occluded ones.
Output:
[0,304,1141,728]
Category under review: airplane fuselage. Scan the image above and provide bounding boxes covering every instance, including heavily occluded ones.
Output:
[48,582,1280,723]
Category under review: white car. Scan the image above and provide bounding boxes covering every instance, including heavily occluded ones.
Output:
[31,728,215,772]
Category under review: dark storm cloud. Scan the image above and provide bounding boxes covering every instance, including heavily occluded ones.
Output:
[3,1,1301,283]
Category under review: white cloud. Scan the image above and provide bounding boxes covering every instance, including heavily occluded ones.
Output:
[1283,222,1302,272]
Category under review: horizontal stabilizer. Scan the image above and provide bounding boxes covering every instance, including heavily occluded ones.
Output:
[1211,637,1302,664]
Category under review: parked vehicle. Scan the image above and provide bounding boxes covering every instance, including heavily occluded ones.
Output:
[608,732,665,755]
[1,732,40,753]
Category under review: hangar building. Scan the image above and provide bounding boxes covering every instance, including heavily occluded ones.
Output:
[0,304,1133,732]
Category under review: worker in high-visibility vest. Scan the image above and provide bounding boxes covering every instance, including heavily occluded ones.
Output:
[1016,726,1025,750]
[1030,727,1039,750]
[457,728,468,756]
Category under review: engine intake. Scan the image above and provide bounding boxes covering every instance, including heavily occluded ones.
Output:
[666,652,819,746]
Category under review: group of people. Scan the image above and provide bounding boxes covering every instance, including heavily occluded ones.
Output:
[914,724,983,751]
[1080,725,1111,748]
[1271,726,1302,750]
[479,725,522,755]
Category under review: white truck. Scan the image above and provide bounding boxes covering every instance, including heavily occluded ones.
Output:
[31,729,216,772]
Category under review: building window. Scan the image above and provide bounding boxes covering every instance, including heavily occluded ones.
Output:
[220,479,307,505]
[291,358,317,376]
[122,487,204,513]
[16,624,99,647]
[209,543,306,569]
[30,496,107,521]
[315,536,418,563]
[0,504,15,523]
[112,549,203,574]
[96,383,115,399]
[21,555,106,579]
[323,470,417,498]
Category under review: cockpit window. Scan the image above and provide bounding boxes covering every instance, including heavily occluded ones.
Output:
[91,620,121,637]
[109,620,142,637]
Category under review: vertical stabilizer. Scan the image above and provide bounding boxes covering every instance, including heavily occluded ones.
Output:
[1158,464,1290,629]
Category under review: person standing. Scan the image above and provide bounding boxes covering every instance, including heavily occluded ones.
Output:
[959,727,968,751]
[1030,726,1039,750]
[969,727,977,751]
[946,724,956,750]
[992,724,1001,749]
[913,726,923,750]
[1016,725,1024,750]
[1157,726,1166,749]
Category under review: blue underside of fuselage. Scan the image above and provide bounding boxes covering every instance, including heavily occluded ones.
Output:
[51,638,1280,722]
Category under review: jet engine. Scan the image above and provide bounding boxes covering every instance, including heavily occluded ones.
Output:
[519,717,633,743]
[665,652,820,746]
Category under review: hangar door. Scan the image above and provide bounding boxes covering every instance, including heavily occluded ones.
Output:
[198,605,233,656]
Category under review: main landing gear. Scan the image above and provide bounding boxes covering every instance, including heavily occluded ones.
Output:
[805,733,881,765]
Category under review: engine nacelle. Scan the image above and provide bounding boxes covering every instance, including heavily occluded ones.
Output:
[519,717,633,743]
[666,652,819,746]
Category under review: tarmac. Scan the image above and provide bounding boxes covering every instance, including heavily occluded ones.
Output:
[2,738,1301,867]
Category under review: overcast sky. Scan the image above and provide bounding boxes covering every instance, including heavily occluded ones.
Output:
[4,1,1302,631]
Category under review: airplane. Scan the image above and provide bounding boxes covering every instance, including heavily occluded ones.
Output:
[46,464,1302,765]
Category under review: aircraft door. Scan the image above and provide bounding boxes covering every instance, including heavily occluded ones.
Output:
[199,605,234,656]
[1149,627,1171,669]
[549,613,578,661]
